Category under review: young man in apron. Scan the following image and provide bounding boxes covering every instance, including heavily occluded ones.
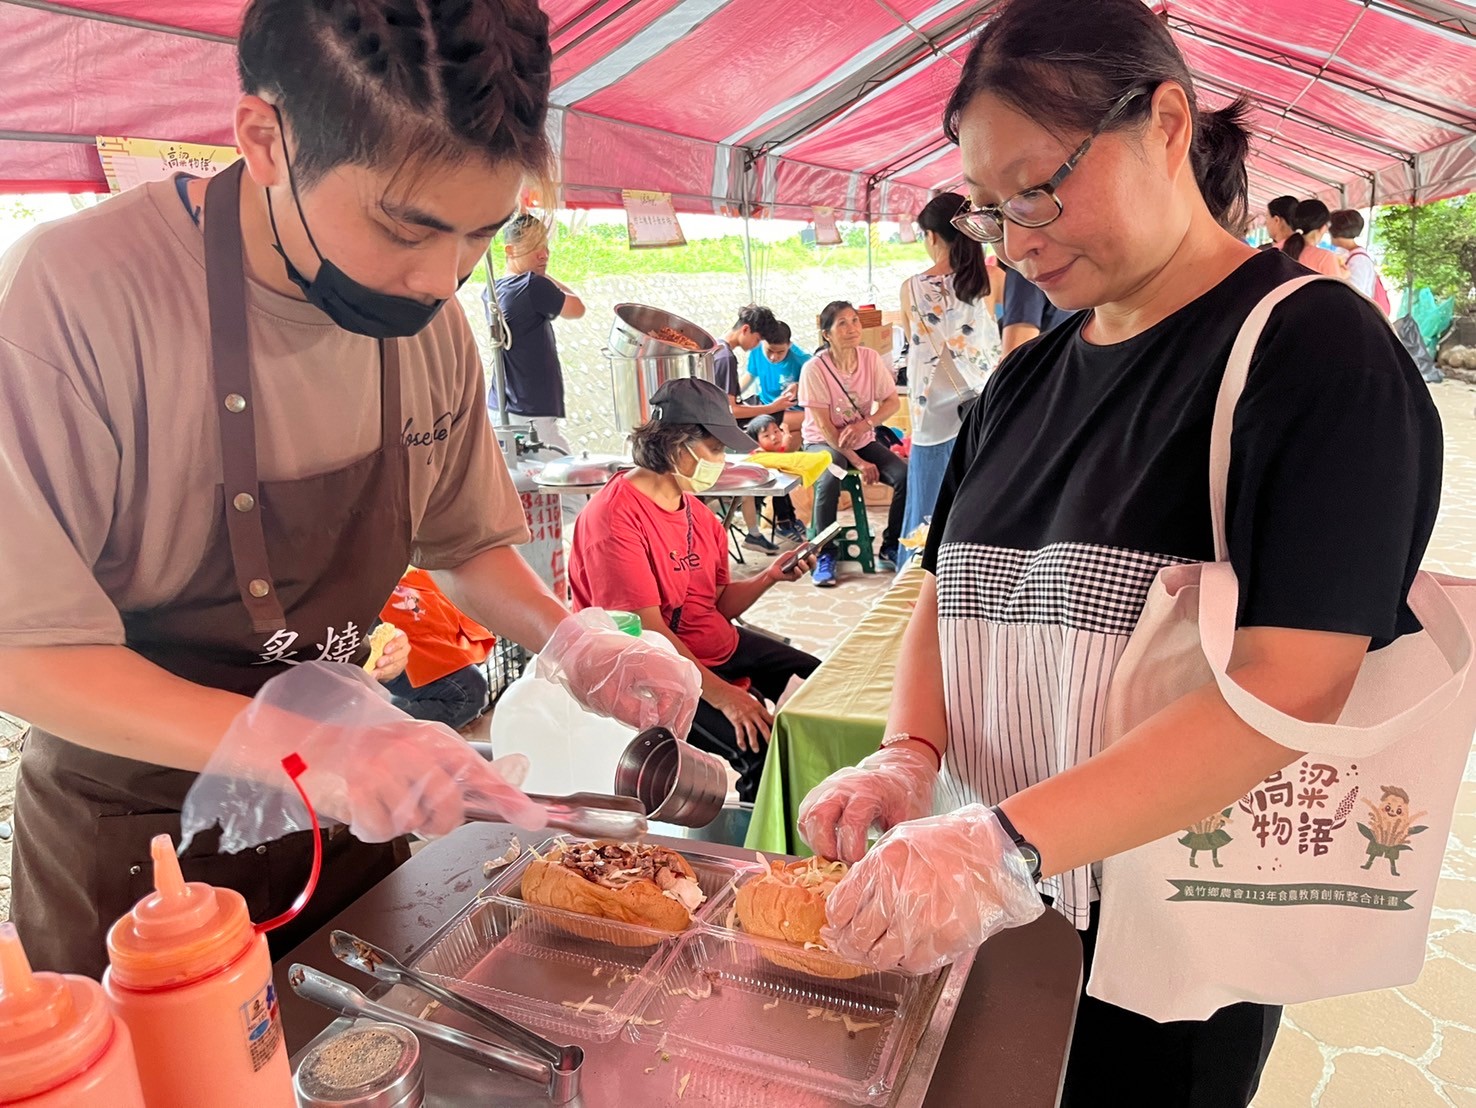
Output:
[0,0,698,976]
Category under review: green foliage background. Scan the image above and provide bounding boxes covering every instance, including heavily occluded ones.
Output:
[1374,198,1476,305]
[470,221,922,287]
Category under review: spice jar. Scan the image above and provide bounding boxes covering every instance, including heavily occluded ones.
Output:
[294,1020,424,1108]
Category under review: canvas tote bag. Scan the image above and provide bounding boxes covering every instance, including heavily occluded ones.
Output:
[1089,275,1476,1022]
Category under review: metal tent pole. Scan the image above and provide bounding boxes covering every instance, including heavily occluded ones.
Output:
[741,149,757,303]
[1406,155,1421,310]
[0,0,234,43]
[1365,173,1379,258]
[742,199,756,304]
[482,249,511,430]
[865,178,875,296]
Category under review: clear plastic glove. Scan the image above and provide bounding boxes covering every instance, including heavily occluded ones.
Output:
[821,804,1045,974]
[181,661,548,855]
[538,608,701,737]
[798,745,938,864]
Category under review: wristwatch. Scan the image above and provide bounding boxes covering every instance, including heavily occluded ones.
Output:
[989,805,1043,883]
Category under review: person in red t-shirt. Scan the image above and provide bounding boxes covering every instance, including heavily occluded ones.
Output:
[569,379,821,802]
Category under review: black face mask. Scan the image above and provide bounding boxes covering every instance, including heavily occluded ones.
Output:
[266,109,462,339]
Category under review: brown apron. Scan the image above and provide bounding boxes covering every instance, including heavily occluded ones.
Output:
[12,161,413,977]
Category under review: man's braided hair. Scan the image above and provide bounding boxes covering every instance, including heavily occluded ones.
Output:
[238,0,552,186]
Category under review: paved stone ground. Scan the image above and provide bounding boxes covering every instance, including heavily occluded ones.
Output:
[2,383,1472,1105]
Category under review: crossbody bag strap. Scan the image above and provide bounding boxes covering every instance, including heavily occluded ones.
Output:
[817,350,866,418]
[908,274,972,391]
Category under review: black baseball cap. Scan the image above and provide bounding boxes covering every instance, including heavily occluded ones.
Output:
[648,378,756,453]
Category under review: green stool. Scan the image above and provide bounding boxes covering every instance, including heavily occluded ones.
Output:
[812,471,876,574]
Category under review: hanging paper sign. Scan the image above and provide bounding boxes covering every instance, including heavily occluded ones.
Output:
[622,189,686,248]
[899,219,917,244]
[813,206,842,245]
[96,137,239,194]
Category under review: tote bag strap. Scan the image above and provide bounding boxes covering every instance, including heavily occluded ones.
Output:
[1198,564,1472,756]
[1208,274,1330,561]
[1202,273,1473,754]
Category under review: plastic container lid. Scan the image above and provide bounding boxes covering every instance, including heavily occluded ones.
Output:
[0,922,116,1100]
[106,835,255,990]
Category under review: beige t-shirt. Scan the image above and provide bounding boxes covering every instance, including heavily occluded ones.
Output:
[0,176,530,649]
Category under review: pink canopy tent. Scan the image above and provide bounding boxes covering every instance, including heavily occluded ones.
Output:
[3,0,1476,219]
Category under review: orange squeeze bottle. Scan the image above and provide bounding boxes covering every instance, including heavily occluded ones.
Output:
[103,834,294,1107]
[0,921,146,1107]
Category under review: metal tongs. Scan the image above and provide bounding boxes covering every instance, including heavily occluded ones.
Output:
[468,791,649,840]
[464,742,650,840]
[289,929,584,1103]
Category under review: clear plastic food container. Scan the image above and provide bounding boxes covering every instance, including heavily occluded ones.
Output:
[626,926,934,1105]
[411,896,672,1042]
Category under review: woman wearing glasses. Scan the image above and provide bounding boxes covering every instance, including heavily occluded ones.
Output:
[798,0,1440,1103]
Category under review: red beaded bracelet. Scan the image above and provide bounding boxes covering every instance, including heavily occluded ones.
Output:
[880,731,944,770]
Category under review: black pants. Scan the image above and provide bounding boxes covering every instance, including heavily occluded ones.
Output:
[1062,901,1281,1107]
[806,440,908,553]
[688,628,819,802]
[772,495,797,523]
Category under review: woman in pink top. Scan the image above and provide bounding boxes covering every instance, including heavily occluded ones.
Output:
[1282,199,1348,280]
[798,301,908,585]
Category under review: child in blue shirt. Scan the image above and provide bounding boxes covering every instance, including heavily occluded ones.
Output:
[750,321,808,405]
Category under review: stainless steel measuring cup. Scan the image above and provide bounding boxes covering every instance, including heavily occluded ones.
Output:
[613,727,726,828]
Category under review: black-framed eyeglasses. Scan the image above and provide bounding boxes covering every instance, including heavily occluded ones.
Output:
[951,87,1151,245]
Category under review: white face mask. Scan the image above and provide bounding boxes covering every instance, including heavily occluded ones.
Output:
[677,445,724,493]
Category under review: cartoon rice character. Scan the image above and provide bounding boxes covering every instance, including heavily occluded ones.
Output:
[1358,786,1428,877]
[1178,808,1233,868]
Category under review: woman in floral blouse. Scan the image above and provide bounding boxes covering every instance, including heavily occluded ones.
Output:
[898,192,1000,562]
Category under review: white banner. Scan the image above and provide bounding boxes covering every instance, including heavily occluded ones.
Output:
[813,206,842,246]
[622,189,686,249]
[96,137,238,194]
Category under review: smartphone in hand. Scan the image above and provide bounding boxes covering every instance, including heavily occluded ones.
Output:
[777,520,846,573]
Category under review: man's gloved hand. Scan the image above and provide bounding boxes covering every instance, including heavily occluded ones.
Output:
[181,662,548,854]
[537,609,702,737]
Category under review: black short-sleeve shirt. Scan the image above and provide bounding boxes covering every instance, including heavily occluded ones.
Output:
[924,250,1440,645]
[487,271,567,418]
[711,340,741,399]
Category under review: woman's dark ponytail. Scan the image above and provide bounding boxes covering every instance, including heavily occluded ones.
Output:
[1281,198,1330,263]
[1192,101,1251,236]
[916,192,989,305]
[1281,231,1308,262]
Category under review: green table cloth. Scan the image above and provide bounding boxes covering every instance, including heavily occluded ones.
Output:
[745,564,927,855]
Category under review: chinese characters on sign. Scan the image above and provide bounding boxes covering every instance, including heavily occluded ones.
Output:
[812,206,842,246]
[97,137,239,193]
[622,190,686,249]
